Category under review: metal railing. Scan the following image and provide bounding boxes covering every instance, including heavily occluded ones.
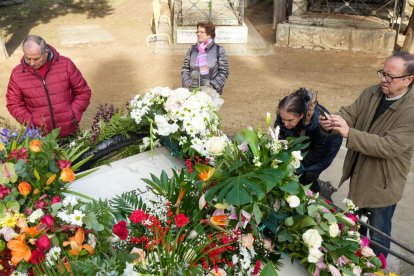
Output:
[293,0,402,29]
[173,0,245,26]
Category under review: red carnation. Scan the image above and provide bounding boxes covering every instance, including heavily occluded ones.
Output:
[30,249,46,264]
[174,214,189,228]
[130,210,148,224]
[40,214,55,227]
[35,234,51,252]
[57,160,72,169]
[113,220,128,240]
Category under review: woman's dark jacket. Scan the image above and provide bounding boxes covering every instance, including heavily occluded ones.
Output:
[181,41,229,94]
[275,96,342,173]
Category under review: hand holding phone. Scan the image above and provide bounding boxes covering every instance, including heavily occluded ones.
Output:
[316,105,331,120]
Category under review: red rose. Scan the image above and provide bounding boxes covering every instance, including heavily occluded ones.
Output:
[253,260,261,275]
[130,210,148,224]
[40,214,55,227]
[35,199,48,209]
[35,234,51,251]
[30,249,46,264]
[51,196,62,204]
[174,214,189,228]
[113,220,128,240]
[57,159,72,170]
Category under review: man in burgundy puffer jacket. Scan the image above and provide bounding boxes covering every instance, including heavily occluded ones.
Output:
[6,34,91,138]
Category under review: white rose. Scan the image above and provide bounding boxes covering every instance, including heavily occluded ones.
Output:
[352,265,362,276]
[307,247,324,263]
[361,246,376,257]
[206,136,226,155]
[302,229,323,249]
[329,222,340,238]
[286,195,300,208]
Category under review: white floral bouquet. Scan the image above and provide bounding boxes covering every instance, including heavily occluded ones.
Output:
[129,87,229,160]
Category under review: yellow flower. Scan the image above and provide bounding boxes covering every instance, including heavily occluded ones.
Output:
[0,142,5,151]
[29,139,42,153]
[0,213,17,228]
[46,174,57,185]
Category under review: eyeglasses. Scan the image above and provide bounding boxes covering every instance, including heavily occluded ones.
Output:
[196,31,206,34]
[377,70,411,83]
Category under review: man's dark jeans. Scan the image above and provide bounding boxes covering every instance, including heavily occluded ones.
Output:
[358,204,397,258]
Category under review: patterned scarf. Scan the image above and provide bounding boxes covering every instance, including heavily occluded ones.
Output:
[195,38,213,76]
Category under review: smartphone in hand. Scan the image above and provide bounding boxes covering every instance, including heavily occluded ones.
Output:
[316,105,330,120]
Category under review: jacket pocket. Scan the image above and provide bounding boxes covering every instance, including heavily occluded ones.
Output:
[380,161,387,189]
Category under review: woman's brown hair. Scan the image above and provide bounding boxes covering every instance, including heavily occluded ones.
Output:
[197,22,216,39]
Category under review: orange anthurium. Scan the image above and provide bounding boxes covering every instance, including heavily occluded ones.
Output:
[29,139,42,152]
[60,167,75,183]
[210,215,229,226]
[63,228,94,256]
[198,167,215,182]
[7,234,31,266]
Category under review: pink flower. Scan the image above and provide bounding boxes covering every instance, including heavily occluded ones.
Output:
[174,214,190,228]
[130,210,148,224]
[378,253,387,269]
[30,249,45,264]
[40,214,54,227]
[35,234,51,252]
[51,196,62,204]
[57,159,72,169]
[34,199,48,209]
[113,220,128,240]
[345,213,358,222]
[360,236,370,247]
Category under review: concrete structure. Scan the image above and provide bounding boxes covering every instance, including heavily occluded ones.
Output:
[275,0,399,54]
[173,0,248,44]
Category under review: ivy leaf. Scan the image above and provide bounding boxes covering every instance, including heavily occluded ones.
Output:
[14,160,28,178]
[307,205,319,218]
[298,216,317,228]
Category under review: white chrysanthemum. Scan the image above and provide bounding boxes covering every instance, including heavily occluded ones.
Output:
[154,115,179,136]
[57,211,70,223]
[69,210,85,226]
[62,196,78,207]
[46,246,61,266]
[28,209,44,223]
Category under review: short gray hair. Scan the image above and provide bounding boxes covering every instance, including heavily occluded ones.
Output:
[22,34,47,54]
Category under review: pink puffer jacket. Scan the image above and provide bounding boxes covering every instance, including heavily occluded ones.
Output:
[6,45,91,138]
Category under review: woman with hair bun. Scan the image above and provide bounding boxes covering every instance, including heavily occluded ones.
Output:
[181,21,229,94]
[275,88,342,193]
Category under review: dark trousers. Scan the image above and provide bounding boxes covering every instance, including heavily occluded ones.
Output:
[358,204,397,258]
[299,170,321,193]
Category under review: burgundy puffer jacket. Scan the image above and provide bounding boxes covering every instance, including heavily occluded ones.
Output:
[6,45,91,138]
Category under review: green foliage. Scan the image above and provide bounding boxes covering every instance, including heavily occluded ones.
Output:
[110,190,146,220]
[95,114,141,145]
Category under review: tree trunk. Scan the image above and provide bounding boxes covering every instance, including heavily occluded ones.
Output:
[402,11,414,53]
[273,0,288,29]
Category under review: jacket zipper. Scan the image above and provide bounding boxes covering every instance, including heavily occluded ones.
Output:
[32,61,56,130]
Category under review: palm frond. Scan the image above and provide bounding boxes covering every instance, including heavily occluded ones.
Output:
[110,190,147,219]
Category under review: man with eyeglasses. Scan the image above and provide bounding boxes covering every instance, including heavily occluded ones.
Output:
[6,34,91,138]
[320,51,414,259]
